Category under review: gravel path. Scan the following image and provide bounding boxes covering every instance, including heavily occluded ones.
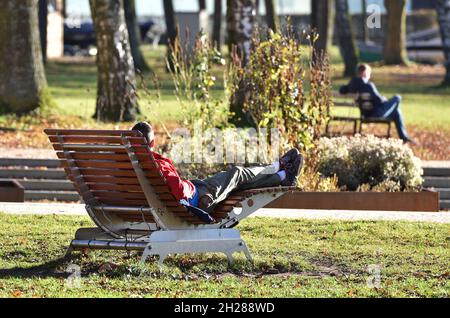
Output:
[1,203,449,224]
[0,148,56,159]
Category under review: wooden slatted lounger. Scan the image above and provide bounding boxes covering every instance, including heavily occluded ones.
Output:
[45,129,298,265]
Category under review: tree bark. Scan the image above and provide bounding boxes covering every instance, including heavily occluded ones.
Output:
[227,0,256,66]
[361,0,369,43]
[124,0,149,72]
[163,0,177,47]
[335,0,359,77]
[38,0,48,64]
[383,0,409,65]
[437,0,450,86]
[163,0,177,70]
[0,0,51,114]
[227,0,256,127]
[199,0,206,10]
[89,0,140,122]
[310,0,334,61]
[264,0,279,33]
[213,0,222,50]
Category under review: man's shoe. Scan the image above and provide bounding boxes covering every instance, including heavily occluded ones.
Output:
[280,148,300,169]
[281,154,304,187]
[404,138,418,146]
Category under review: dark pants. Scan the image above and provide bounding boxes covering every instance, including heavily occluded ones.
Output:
[191,165,281,213]
[371,95,410,140]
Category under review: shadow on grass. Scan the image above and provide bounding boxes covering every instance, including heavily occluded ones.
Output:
[0,253,81,279]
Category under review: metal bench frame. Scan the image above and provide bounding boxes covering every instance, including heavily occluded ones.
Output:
[45,129,295,266]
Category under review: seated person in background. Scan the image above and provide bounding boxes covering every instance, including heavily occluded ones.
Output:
[339,63,416,144]
[132,122,303,220]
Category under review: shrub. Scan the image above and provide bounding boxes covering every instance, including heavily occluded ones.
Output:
[167,31,229,130]
[239,30,332,151]
[317,135,423,191]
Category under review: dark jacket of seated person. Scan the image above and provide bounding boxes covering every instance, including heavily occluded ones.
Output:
[339,76,387,110]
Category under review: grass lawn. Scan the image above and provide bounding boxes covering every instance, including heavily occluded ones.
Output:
[0,213,448,298]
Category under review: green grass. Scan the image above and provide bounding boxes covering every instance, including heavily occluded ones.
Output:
[0,213,448,298]
[38,45,450,129]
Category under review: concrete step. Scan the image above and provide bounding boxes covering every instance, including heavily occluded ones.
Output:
[0,168,66,180]
[0,158,59,168]
[427,189,450,200]
[423,167,450,177]
[18,179,75,191]
[440,200,450,211]
[423,177,450,189]
[24,190,80,202]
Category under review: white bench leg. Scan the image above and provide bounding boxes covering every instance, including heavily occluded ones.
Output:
[139,229,252,266]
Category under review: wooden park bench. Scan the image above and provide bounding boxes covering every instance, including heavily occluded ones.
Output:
[45,129,299,265]
[326,92,394,137]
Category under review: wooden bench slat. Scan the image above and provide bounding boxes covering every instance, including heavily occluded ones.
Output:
[49,135,147,145]
[56,152,152,162]
[57,152,130,161]
[59,159,158,170]
[88,184,143,192]
[45,129,142,136]
[79,176,140,185]
[87,183,170,193]
[95,198,149,206]
[93,191,147,199]
[52,144,149,153]
[73,168,161,178]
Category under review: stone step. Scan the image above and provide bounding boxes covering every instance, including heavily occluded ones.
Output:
[440,200,450,211]
[0,169,66,180]
[0,158,59,168]
[423,177,450,189]
[423,167,450,177]
[18,179,75,191]
[427,189,450,200]
[24,190,80,202]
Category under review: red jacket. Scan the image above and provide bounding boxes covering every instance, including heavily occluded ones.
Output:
[152,151,195,201]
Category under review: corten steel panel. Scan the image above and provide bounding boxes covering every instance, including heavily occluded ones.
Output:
[266,191,440,212]
[0,180,25,202]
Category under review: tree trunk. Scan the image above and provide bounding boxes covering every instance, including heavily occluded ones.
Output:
[264,0,279,33]
[0,0,51,114]
[310,0,334,60]
[227,0,256,127]
[227,0,256,66]
[383,0,409,65]
[335,0,359,77]
[62,0,67,18]
[163,0,177,47]
[437,0,450,86]
[89,0,140,122]
[199,0,206,10]
[361,0,369,43]
[124,0,149,72]
[213,0,222,50]
[163,0,177,70]
[38,0,48,64]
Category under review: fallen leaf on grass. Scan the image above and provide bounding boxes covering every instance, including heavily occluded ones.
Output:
[12,290,23,298]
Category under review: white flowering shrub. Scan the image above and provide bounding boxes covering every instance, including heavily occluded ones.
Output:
[317,135,423,191]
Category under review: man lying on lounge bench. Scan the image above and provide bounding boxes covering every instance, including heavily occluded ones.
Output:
[132,122,303,217]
